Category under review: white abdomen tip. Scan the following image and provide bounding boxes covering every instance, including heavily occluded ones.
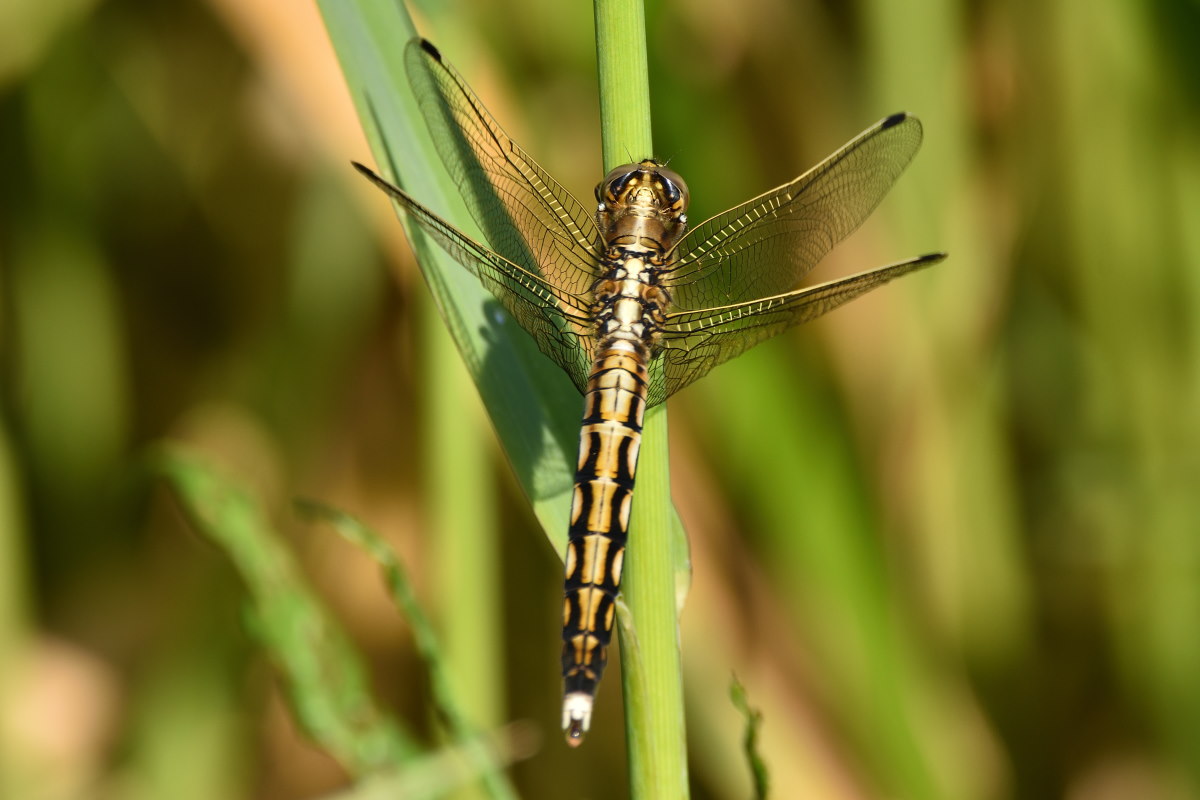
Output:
[562,692,594,747]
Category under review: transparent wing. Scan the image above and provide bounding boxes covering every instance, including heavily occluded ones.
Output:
[666,113,924,310]
[406,39,601,297]
[354,163,595,392]
[647,253,945,405]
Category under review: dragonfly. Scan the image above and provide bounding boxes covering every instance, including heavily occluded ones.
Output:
[354,38,945,746]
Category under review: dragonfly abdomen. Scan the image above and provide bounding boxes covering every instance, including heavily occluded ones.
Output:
[561,334,650,745]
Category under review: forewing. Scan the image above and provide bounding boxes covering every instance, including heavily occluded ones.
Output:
[355,162,594,393]
[406,39,601,297]
[666,114,924,310]
[648,252,944,405]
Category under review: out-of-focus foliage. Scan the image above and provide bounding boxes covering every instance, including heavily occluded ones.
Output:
[1,0,1197,798]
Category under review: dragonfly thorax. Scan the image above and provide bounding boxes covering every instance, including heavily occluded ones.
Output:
[592,253,670,344]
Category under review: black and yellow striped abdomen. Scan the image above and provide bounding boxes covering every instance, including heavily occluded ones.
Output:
[561,337,649,742]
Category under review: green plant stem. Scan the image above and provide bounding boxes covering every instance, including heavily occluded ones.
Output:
[425,293,500,721]
[617,406,688,798]
[594,0,689,796]
[427,299,506,799]
[594,0,651,169]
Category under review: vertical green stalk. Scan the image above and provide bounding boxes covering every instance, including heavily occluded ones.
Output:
[427,301,505,798]
[594,0,651,169]
[594,1,689,796]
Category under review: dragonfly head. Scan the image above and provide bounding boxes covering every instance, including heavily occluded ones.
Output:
[595,160,690,244]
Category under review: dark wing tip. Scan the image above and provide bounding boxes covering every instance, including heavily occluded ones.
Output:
[918,251,949,265]
[881,112,909,129]
[350,161,399,196]
[418,38,442,61]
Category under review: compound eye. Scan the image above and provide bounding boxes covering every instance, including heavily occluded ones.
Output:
[600,163,641,199]
[608,171,636,198]
[653,165,689,209]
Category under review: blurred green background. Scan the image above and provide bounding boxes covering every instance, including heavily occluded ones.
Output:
[2,0,1199,797]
